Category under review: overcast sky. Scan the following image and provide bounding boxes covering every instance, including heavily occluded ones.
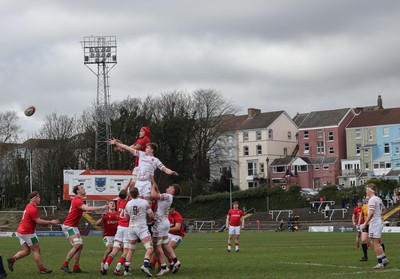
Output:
[1,0,400,139]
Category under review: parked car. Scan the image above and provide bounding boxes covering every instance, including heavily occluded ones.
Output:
[300,188,319,196]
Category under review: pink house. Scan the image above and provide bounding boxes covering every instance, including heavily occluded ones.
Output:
[269,108,355,189]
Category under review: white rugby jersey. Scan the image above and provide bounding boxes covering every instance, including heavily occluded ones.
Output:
[155,193,173,222]
[131,150,165,181]
[125,198,152,228]
[368,195,384,223]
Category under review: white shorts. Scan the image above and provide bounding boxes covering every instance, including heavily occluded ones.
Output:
[153,220,170,238]
[135,180,151,198]
[369,222,384,239]
[114,226,129,243]
[103,236,115,246]
[17,233,39,247]
[168,234,183,246]
[61,225,80,238]
[127,226,151,241]
[228,225,241,235]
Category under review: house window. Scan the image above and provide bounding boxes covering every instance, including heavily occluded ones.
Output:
[243,146,249,156]
[314,165,320,170]
[356,144,361,155]
[386,162,391,168]
[273,166,286,173]
[268,129,273,139]
[365,163,369,170]
[329,147,334,154]
[283,148,288,156]
[355,129,361,139]
[256,131,262,140]
[317,142,325,154]
[247,161,258,176]
[395,146,400,154]
[228,148,233,157]
[260,163,264,173]
[257,145,262,155]
[364,149,369,156]
[383,127,389,137]
[384,143,390,154]
[368,129,373,141]
[288,131,292,140]
[248,181,256,188]
[328,131,334,141]
[323,164,329,170]
[317,130,323,138]
[373,163,379,169]
[228,135,233,144]
[304,131,309,139]
[243,132,249,141]
[296,165,308,172]
[304,143,309,154]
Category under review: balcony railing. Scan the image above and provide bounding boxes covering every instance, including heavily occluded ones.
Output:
[340,169,361,176]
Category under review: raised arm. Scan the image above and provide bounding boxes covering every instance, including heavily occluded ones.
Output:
[108,138,137,155]
[34,217,59,226]
[81,204,108,212]
[161,166,179,176]
[150,177,163,200]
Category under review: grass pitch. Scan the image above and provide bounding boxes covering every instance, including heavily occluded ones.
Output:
[1,231,399,278]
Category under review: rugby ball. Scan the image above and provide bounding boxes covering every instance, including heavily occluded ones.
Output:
[24,106,36,117]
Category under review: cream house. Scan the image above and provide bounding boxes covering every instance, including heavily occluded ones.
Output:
[210,108,298,190]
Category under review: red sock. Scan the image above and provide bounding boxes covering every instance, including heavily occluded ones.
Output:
[367,243,371,247]
[118,257,126,265]
[73,264,80,270]
[151,255,157,266]
[106,255,114,265]
[38,266,45,271]
[168,258,173,264]
[11,257,17,263]
[63,260,69,266]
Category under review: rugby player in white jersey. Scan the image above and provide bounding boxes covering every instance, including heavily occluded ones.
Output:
[364,183,388,269]
[150,182,182,276]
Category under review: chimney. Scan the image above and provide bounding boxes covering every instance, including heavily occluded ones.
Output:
[377,95,383,109]
[248,108,261,119]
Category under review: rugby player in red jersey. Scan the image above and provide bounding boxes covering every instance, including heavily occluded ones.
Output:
[225,201,244,252]
[60,185,108,273]
[101,189,131,276]
[7,191,59,274]
[96,200,119,271]
[352,199,363,249]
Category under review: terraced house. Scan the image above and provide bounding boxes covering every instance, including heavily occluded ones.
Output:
[269,108,355,189]
[340,107,400,187]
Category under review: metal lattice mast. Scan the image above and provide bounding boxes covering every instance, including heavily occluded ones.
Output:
[82,36,117,169]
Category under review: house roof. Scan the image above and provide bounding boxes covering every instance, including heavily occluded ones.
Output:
[292,113,308,127]
[218,114,248,132]
[270,157,294,166]
[386,170,400,176]
[309,156,337,164]
[238,110,284,130]
[298,108,352,129]
[218,110,286,132]
[347,107,400,128]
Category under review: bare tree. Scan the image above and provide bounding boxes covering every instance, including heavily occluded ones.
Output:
[0,111,21,143]
[191,89,238,182]
[31,113,81,204]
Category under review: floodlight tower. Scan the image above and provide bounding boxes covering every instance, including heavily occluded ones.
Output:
[82,36,117,169]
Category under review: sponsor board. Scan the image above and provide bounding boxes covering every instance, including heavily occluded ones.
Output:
[383,226,400,233]
[0,232,14,237]
[335,226,355,233]
[308,226,334,232]
[36,231,65,237]
[63,169,132,200]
